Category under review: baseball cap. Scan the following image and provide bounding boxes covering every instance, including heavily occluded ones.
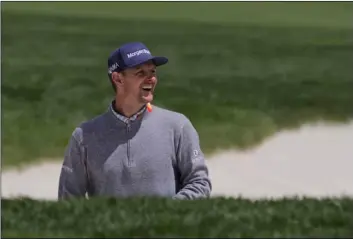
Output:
[108,42,168,75]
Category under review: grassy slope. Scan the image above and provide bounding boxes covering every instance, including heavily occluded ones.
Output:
[2,197,353,237]
[3,2,353,28]
[2,2,353,167]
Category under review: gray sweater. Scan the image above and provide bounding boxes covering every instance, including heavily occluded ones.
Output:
[58,103,212,200]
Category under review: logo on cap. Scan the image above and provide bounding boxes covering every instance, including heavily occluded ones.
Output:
[108,62,119,74]
[127,49,151,58]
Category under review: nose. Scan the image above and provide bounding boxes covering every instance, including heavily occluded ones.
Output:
[146,75,156,83]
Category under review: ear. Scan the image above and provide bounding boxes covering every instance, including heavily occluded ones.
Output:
[111,72,124,88]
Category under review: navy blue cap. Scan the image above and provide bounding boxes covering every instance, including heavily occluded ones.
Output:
[108,42,168,75]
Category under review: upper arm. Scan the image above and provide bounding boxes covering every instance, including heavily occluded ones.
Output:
[174,115,212,198]
[58,127,88,199]
[176,117,204,166]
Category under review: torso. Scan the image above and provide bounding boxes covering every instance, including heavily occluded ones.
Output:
[81,107,182,198]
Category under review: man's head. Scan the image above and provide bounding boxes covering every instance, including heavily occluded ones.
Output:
[107,42,168,105]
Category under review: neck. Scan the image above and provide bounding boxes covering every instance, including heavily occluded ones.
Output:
[114,95,145,118]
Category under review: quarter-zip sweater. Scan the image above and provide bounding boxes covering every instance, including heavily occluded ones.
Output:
[58,103,212,199]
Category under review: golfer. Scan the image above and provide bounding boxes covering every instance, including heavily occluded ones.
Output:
[58,42,212,200]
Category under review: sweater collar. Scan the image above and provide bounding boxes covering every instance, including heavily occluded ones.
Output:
[109,100,146,124]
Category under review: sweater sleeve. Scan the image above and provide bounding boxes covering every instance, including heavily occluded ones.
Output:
[173,116,212,199]
[58,127,88,199]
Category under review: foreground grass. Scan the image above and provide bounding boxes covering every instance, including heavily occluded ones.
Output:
[2,3,353,167]
[2,197,353,237]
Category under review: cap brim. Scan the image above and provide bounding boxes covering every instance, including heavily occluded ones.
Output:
[151,56,168,66]
[121,56,168,71]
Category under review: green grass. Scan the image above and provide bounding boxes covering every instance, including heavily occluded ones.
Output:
[3,2,353,28]
[2,197,353,237]
[2,2,353,168]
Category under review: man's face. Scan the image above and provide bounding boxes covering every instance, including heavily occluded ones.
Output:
[120,60,157,104]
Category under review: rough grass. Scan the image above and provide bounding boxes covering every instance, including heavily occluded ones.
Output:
[2,197,353,238]
[3,2,353,28]
[2,2,353,167]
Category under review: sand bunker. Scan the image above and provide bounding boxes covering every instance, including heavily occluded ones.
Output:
[208,121,353,199]
[2,120,353,200]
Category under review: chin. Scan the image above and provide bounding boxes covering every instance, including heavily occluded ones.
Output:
[141,95,153,103]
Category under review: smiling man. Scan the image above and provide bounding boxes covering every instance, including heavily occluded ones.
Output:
[58,42,212,200]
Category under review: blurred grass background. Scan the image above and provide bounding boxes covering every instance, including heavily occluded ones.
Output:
[2,2,353,168]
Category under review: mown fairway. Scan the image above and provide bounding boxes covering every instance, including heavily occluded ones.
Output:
[2,2,353,167]
[2,197,353,237]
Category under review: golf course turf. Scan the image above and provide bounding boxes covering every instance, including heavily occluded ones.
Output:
[2,2,353,168]
[2,2,353,237]
[2,197,353,237]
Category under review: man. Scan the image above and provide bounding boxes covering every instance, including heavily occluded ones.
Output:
[58,42,212,200]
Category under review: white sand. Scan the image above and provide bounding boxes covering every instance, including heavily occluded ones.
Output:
[2,120,353,201]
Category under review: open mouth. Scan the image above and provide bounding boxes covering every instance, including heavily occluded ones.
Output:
[142,85,153,92]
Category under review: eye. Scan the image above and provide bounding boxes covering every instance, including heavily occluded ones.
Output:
[135,71,144,76]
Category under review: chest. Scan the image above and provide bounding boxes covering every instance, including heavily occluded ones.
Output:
[85,122,177,176]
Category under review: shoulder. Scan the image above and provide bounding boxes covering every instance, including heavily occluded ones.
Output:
[151,106,201,149]
[152,105,189,122]
[71,110,112,143]
[151,105,195,131]
[79,111,110,131]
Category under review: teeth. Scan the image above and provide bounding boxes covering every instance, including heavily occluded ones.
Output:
[142,85,152,90]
